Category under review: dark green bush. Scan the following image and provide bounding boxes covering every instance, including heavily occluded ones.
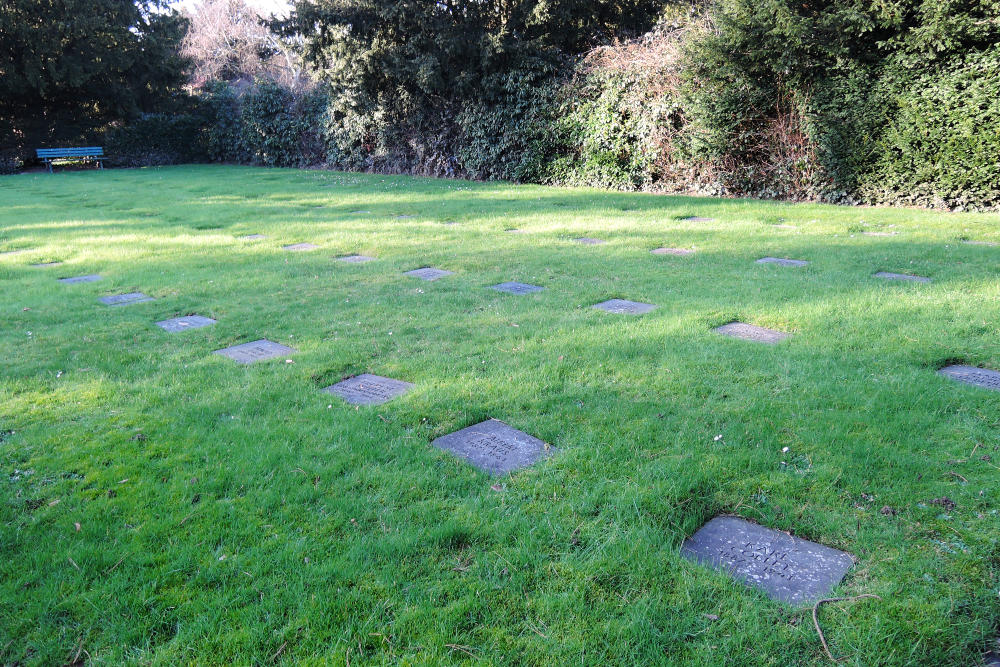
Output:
[862,47,1000,210]
[104,111,211,167]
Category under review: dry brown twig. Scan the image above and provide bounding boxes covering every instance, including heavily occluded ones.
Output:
[812,594,882,662]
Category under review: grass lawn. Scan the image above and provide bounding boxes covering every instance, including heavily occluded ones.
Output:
[1,165,999,665]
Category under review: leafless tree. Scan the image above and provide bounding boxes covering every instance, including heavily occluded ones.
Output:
[180,0,309,91]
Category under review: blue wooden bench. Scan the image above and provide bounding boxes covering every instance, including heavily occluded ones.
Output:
[36,147,105,173]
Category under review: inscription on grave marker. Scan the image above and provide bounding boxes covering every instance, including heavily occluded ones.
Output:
[681,516,854,606]
[156,315,217,333]
[431,419,553,475]
[323,374,414,405]
[714,322,789,344]
[99,292,155,306]
[338,254,376,263]
[214,339,295,364]
[939,365,1000,391]
[59,274,102,284]
[405,267,454,281]
[593,299,656,315]
[491,281,544,295]
[757,257,809,267]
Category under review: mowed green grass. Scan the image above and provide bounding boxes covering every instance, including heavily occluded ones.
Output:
[1,165,999,665]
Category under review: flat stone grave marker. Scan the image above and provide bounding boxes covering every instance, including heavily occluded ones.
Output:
[214,339,295,364]
[156,315,217,333]
[681,516,854,606]
[651,247,694,256]
[575,237,605,245]
[323,373,414,405]
[431,418,552,475]
[683,216,714,222]
[59,274,102,284]
[405,267,454,281]
[396,214,415,219]
[283,243,318,251]
[99,292,155,306]
[938,365,1000,392]
[240,234,266,240]
[491,281,544,295]
[875,271,930,283]
[338,254,376,263]
[757,257,809,267]
[31,262,62,268]
[714,322,789,344]
[593,299,656,315]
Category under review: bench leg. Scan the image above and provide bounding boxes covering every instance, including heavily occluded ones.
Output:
[46,160,52,174]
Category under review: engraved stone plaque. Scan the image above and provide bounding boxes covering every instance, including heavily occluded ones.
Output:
[156,315,217,333]
[593,299,656,315]
[683,217,714,222]
[651,247,694,256]
[575,237,605,245]
[405,267,454,281]
[31,262,62,268]
[214,339,295,364]
[338,254,376,263]
[491,281,544,295]
[240,234,266,240]
[681,516,854,606]
[99,292,155,306]
[283,243,318,251]
[874,271,930,283]
[431,419,552,475]
[714,322,789,344]
[323,373,414,405]
[59,274,102,284]
[757,257,809,267]
[939,365,1000,391]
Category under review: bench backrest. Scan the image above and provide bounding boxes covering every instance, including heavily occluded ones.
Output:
[36,147,104,159]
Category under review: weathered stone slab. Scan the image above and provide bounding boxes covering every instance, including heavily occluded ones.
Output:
[651,247,694,256]
[323,373,414,405]
[683,216,715,222]
[31,262,62,268]
[156,315,217,333]
[99,292,155,306]
[240,234,266,240]
[405,267,454,281]
[338,254,376,263]
[283,243,318,251]
[431,418,552,475]
[874,271,930,283]
[59,274,102,284]
[593,299,656,315]
[681,516,854,606]
[491,281,544,295]
[214,339,295,364]
[939,365,1000,391]
[575,237,605,245]
[714,322,789,344]
[757,257,809,267]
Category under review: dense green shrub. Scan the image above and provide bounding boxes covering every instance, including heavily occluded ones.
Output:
[862,47,1000,210]
[200,81,328,167]
[104,111,211,167]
